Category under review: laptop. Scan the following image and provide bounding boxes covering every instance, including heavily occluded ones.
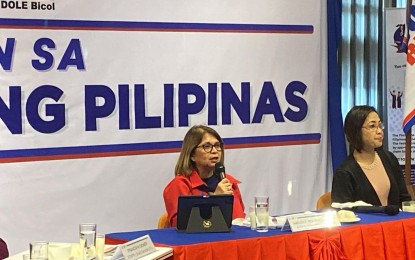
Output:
[176,195,234,233]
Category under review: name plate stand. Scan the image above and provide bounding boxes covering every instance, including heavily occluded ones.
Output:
[112,234,156,260]
[281,211,341,232]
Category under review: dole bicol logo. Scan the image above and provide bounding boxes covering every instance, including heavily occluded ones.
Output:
[0,0,55,11]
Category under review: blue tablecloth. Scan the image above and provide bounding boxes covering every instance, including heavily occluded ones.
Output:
[106,211,415,246]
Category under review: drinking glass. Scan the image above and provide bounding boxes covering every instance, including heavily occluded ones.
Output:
[249,206,256,230]
[30,241,48,260]
[255,196,269,232]
[79,223,97,260]
[95,234,105,260]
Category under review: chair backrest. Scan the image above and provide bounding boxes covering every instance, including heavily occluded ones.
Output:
[157,212,170,229]
[316,192,332,210]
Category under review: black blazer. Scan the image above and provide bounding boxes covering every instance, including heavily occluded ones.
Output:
[331,149,411,206]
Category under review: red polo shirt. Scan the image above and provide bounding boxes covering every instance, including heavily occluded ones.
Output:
[163,170,246,227]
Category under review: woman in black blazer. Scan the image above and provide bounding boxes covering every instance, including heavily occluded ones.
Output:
[331,105,411,206]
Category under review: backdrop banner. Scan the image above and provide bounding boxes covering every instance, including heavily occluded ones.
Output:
[404,1,415,133]
[0,0,329,253]
[385,8,415,182]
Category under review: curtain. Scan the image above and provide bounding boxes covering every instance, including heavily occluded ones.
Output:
[339,0,382,118]
[328,0,347,171]
[331,0,405,166]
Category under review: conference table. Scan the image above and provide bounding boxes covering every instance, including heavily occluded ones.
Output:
[106,211,415,260]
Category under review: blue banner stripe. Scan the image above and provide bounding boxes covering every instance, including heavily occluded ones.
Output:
[0,133,321,159]
[224,133,320,145]
[0,18,314,33]
[403,116,415,134]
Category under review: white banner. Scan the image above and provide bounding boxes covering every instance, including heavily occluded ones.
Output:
[385,8,415,183]
[0,0,329,254]
[385,8,415,163]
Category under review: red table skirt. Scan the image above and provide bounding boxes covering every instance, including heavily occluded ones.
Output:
[106,217,415,260]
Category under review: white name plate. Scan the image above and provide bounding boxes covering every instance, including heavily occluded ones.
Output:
[282,211,341,232]
[111,234,157,260]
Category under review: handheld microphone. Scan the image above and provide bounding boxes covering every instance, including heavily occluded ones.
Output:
[214,162,226,180]
[351,205,399,216]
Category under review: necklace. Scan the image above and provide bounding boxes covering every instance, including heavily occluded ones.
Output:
[357,152,378,170]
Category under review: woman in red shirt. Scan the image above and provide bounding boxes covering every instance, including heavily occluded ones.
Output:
[163,125,245,227]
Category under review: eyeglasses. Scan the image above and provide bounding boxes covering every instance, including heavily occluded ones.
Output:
[196,142,223,153]
[362,122,385,132]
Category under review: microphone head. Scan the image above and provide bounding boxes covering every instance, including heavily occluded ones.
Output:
[214,162,224,172]
[384,205,399,216]
[350,205,400,215]
[214,162,226,179]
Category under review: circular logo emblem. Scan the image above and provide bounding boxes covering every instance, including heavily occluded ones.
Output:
[202,220,212,228]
